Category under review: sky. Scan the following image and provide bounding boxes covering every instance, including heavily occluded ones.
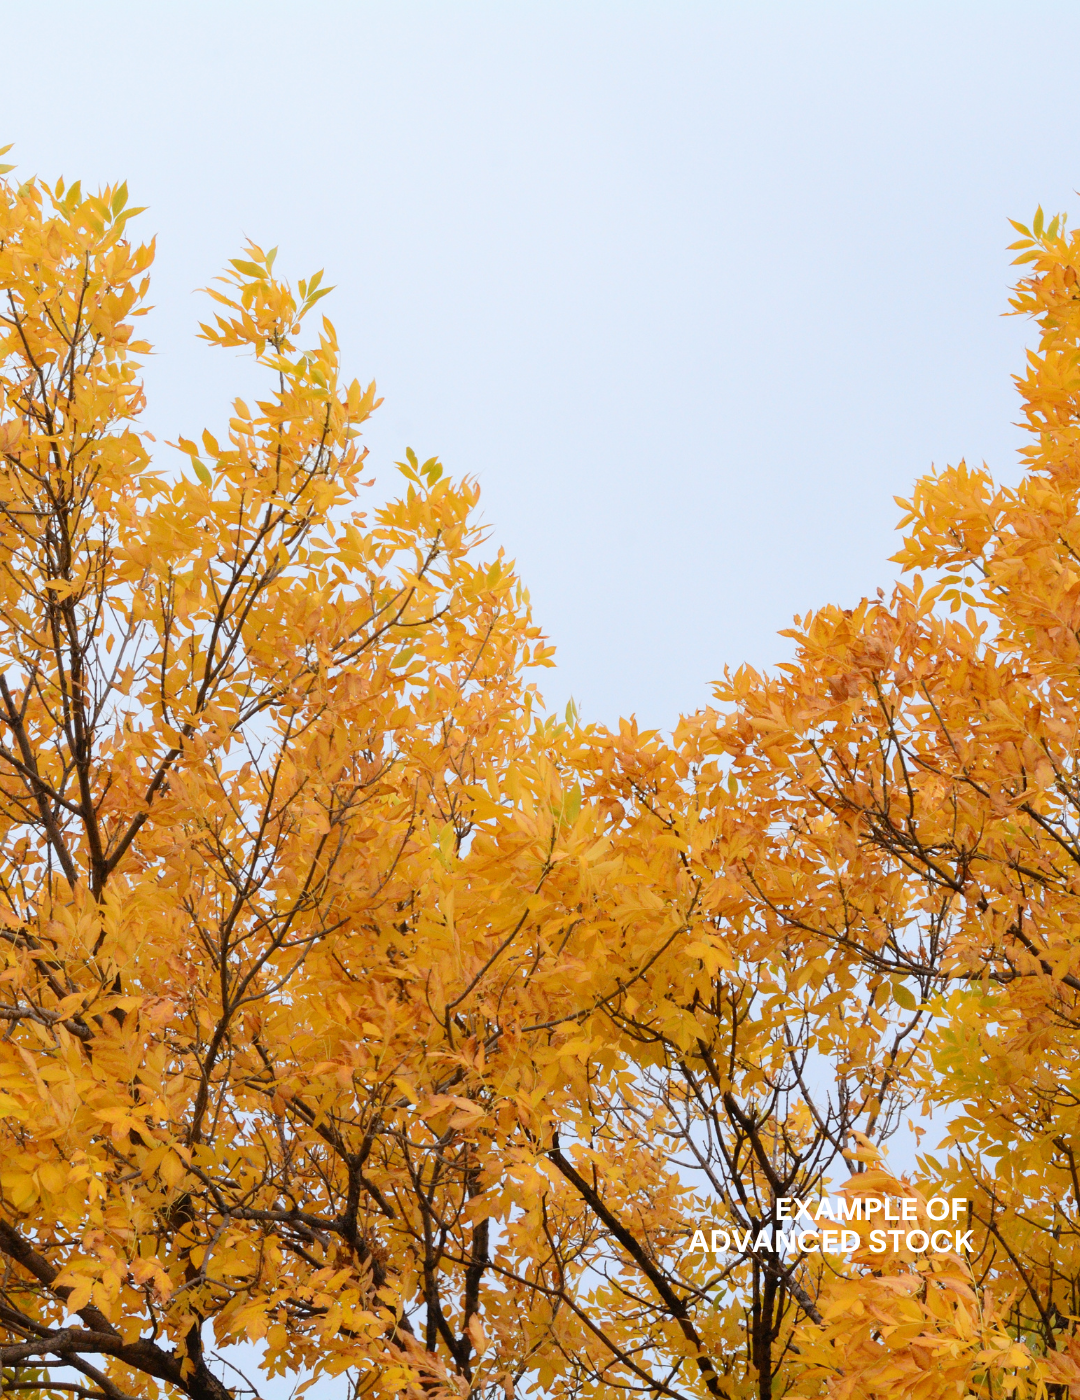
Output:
[3,1,1079,730]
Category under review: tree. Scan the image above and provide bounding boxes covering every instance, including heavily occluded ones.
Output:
[7,151,1080,1400]
[537,204,1080,1399]
[454,203,1080,1400]
[0,159,613,1400]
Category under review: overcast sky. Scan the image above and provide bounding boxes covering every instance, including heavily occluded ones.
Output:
[4,1,1078,730]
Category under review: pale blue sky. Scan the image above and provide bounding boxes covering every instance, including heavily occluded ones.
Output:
[4,2,1076,728]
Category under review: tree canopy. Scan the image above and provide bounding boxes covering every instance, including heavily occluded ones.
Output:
[3,160,1080,1400]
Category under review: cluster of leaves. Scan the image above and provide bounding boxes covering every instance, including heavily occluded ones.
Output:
[4,152,1080,1400]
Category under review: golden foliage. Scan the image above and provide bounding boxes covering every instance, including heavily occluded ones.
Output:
[6,154,1080,1400]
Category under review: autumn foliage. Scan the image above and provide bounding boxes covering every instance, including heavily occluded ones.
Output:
[3,153,1080,1400]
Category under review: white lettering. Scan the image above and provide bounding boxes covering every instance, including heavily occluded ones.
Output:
[685,1195,978,1259]
[790,1198,816,1227]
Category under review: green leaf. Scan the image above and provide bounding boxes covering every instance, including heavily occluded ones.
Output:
[892,981,917,1012]
[193,462,213,488]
